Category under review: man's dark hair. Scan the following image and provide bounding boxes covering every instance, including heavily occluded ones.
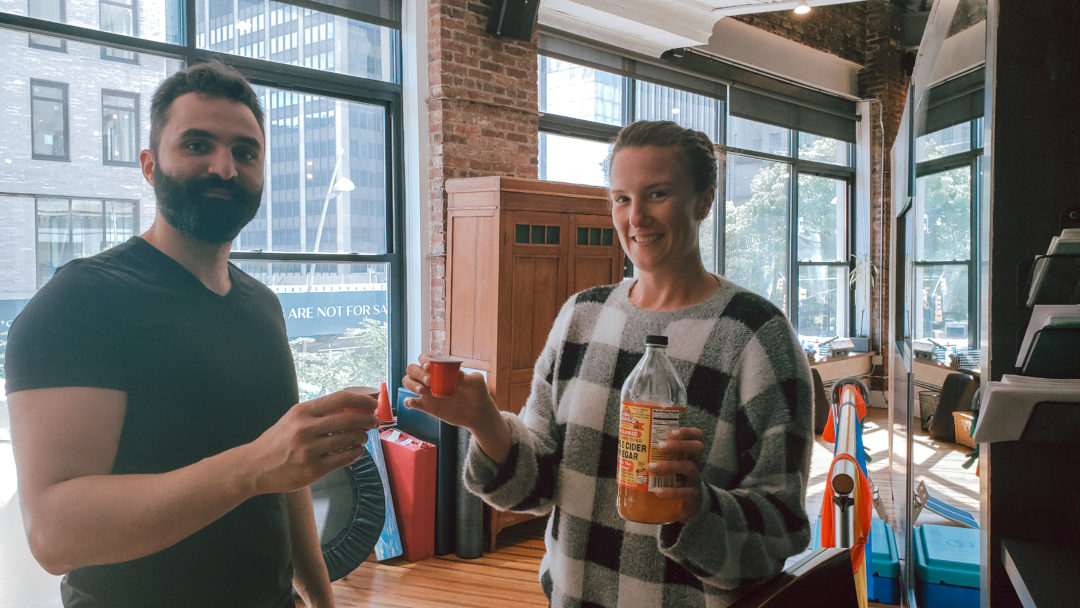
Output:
[149,61,264,153]
[607,120,718,195]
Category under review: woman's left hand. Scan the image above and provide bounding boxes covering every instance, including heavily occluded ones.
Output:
[649,426,705,521]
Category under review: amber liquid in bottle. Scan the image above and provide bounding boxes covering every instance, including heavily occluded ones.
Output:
[616,335,689,524]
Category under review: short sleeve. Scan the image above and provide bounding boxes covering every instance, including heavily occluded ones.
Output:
[4,263,129,394]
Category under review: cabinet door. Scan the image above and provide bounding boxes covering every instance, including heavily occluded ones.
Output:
[502,211,569,413]
[446,207,499,367]
[568,215,624,293]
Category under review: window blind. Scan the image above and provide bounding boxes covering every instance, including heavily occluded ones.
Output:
[919,67,985,136]
[286,0,400,29]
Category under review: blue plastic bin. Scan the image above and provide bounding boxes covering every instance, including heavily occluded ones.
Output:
[913,524,979,608]
[810,518,901,604]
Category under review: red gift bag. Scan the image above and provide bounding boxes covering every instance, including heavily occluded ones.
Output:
[379,428,437,561]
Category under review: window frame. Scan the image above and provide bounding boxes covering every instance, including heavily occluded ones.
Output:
[30,78,70,161]
[27,0,66,51]
[98,0,138,63]
[101,89,140,166]
[911,117,983,350]
[723,121,857,337]
[2,0,408,392]
[34,195,140,288]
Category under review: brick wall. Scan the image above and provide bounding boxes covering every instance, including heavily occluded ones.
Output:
[427,0,539,352]
[858,1,908,387]
[734,4,868,64]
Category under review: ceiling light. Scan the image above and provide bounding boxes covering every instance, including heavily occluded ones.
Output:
[794,1,811,14]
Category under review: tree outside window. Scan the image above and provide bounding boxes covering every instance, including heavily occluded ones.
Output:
[914,164,972,346]
[725,155,790,311]
[724,125,854,343]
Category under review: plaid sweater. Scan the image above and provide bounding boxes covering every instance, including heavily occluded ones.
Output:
[464,276,814,608]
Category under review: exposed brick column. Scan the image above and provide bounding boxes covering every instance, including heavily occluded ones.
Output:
[858,0,908,389]
[427,0,539,353]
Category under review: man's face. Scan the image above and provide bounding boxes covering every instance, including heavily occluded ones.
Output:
[144,92,265,244]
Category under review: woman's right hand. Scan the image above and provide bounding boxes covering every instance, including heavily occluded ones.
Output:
[401,354,512,463]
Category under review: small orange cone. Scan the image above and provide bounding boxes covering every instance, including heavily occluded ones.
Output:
[376,381,394,423]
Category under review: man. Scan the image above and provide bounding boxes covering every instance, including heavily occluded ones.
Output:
[4,62,376,607]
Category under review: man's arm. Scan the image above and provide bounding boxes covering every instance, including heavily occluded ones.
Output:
[10,386,376,575]
[286,488,334,607]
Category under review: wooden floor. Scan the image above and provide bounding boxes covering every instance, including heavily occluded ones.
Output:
[313,517,549,607]
[318,401,978,607]
[809,403,980,532]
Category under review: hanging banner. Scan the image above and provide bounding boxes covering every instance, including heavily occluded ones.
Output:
[276,290,388,339]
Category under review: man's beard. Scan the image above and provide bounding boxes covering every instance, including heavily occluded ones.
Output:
[153,166,263,244]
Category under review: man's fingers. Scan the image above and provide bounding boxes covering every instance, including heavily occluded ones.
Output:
[304,390,377,417]
[319,428,371,455]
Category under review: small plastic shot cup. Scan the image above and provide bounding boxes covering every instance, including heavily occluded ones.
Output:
[343,386,379,412]
[427,357,463,397]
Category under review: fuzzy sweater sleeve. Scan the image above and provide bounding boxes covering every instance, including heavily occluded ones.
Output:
[461,297,575,514]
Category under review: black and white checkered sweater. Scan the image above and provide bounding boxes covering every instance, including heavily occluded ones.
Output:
[464,276,814,607]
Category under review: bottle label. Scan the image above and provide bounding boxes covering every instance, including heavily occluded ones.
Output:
[617,401,685,491]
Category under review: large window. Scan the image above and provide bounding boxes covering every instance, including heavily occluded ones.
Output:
[1,1,405,401]
[537,42,725,275]
[536,38,858,343]
[724,117,854,344]
[910,69,984,354]
[912,123,980,349]
[102,90,138,165]
[30,79,69,160]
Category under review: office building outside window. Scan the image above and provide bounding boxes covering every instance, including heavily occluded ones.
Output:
[28,0,65,50]
[35,197,138,287]
[99,0,136,62]
[101,90,138,165]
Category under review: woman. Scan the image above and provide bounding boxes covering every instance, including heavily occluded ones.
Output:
[403,121,813,607]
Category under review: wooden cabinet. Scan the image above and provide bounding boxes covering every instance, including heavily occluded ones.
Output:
[445,176,624,551]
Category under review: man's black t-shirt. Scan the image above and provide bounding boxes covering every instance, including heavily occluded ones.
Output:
[5,237,299,607]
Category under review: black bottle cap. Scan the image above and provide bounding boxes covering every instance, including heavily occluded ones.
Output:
[645,334,668,346]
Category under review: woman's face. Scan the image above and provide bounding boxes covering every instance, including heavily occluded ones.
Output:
[609,145,714,277]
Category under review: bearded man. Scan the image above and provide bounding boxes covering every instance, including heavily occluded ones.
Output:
[4,61,379,608]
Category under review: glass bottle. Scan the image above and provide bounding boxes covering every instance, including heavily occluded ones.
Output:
[615,334,689,524]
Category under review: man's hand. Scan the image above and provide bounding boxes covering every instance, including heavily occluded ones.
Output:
[9,386,381,574]
[247,389,380,495]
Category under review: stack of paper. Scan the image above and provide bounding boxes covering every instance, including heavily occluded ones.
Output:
[973,375,1080,443]
[1015,304,1080,368]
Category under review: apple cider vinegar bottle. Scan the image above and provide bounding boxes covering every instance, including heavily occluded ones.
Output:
[616,334,689,524]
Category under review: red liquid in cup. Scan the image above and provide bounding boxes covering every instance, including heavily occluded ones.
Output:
[428,358,463,397]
